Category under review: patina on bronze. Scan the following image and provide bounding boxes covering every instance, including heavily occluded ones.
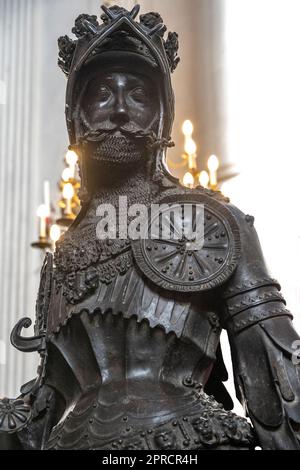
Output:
[1,5,300,450]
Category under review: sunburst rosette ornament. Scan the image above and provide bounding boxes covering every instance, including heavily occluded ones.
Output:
[0,398,31,434]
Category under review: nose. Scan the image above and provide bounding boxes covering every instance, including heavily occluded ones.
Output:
[110,92,130,126]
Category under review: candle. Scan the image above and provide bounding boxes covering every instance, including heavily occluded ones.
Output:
[62,167,72,182]
[199,171,210,189]
[183,172,195,189]
[63,183,74,216]
[208,155,219,188]
[185,138,197,170]
[37,204,48,239]
[182,120,194,138]
[50,224,61,251]
[66,150,78,178]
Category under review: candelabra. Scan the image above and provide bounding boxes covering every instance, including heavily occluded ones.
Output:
[31,148,81,252]
[168,120,223,190]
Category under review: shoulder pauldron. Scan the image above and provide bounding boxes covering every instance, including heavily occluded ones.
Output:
[132,191,241,293]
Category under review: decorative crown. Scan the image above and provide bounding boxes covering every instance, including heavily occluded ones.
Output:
[58,4,180,77]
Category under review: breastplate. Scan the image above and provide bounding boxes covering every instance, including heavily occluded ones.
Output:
[44,265,225,449]
[46,263,222,399]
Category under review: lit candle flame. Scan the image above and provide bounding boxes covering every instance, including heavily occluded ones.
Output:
[208,155,219,172]
[184,138,197,157]
[63,183,74,200]
[183,172,195,189]
[36,204,49,219]
[182,120,194,137]
[62,168,72,182]
[208,155,219,188]
[66,150,78,178]
[50,224,61,243]
[199,171,210,189]
[63,183,74,216]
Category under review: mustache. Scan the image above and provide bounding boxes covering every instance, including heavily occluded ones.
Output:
[81,125,157,148]
[78,112,156,144]
[78,114,175,150]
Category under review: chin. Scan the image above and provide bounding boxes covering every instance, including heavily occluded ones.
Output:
[87,135,145,165]
[90,152,143,165]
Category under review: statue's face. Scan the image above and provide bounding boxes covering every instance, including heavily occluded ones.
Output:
[81,71,157,131]
[79,69,159,165]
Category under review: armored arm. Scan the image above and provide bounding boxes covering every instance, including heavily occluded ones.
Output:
[221,205,300,450]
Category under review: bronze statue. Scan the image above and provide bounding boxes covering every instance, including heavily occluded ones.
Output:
[1,5,300,450]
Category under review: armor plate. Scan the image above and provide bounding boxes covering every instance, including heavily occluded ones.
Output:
[132,193,241,292]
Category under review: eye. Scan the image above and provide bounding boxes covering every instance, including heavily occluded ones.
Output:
[130,87,149,104]
[97,85,111,103]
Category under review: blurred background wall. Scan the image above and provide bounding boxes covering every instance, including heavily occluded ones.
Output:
[0,0,300,417]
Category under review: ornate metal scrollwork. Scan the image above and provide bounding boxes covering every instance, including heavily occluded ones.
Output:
[10,318,45,353]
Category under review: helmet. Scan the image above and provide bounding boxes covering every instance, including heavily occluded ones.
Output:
[58,4,180,148]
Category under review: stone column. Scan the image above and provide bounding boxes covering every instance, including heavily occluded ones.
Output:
[0,0,42,397]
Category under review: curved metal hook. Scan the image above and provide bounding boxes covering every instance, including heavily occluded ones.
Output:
[129,4,140,20]
[148,23,166,37]
[82,19,99,34]
[10,318,45,353]
[101,5,116,20]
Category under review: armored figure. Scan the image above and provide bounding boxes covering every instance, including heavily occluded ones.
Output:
[1,5,300,450]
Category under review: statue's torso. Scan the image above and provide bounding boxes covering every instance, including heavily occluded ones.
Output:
[41,183,253,450]
[45,261,224,449]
